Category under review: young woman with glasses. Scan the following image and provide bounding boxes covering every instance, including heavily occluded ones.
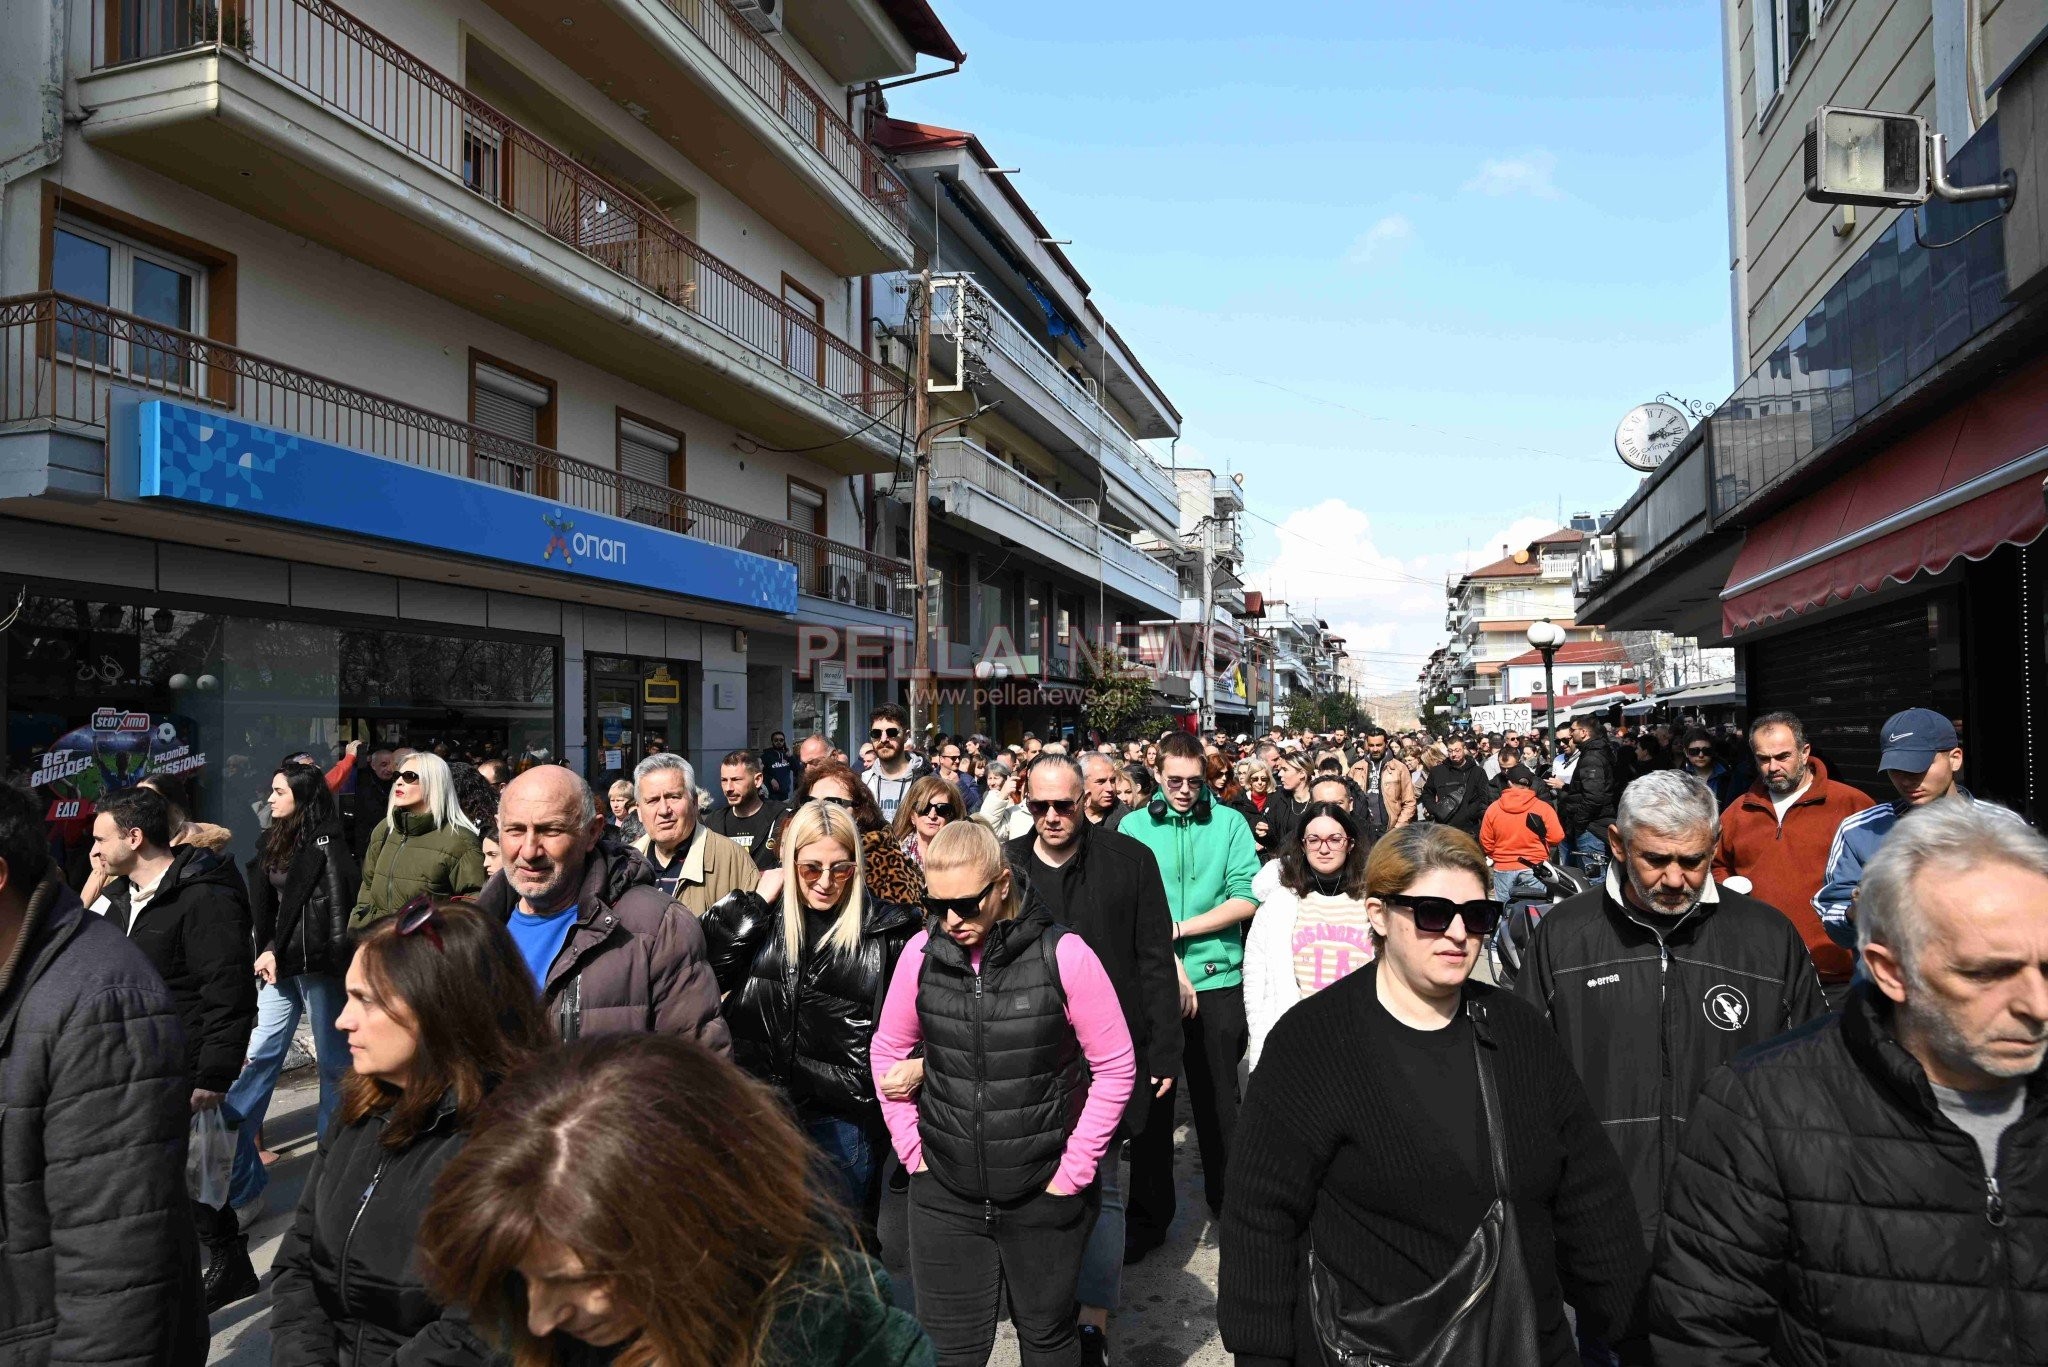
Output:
[701,800,921,1227]
[1242,802,1374,1069]
[269,898,548,1365]
[348,751,486,935]
[870,820,1135,1367]
[1229,760,1292,863]
[890,774,965,869]
[1219,824,1647,1366]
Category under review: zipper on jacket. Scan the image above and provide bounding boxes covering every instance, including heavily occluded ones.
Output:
[1985,1175,2006,1227]
[336,1151,392,1308]
[972,968,989,1196]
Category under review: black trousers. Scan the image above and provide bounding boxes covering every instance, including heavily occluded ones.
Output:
[1127,983,1246,1242]
[909,1171,1099,1367]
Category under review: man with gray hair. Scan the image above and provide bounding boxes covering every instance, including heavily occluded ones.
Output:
[1518,769,1825,1252]
[628,753,757,917]
[1080,751,1126,831]
[1653,801,2048,1363]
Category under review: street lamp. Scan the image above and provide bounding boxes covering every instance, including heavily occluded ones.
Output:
[1527,619,1568,756]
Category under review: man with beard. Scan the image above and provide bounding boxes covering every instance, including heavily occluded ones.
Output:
[1654,801,2048,1364]
[1518,770,1825,1253]
[1712,710,1873,1002]
[860,704,922,822]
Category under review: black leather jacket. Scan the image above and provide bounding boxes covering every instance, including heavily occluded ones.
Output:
[702,888,921,1118]
[249,821,360,979]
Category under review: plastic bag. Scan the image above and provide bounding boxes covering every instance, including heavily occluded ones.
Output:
[187,1107,235,1208]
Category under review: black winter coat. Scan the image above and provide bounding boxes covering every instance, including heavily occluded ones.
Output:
[1651,985,2048,1365]
[249,821,360,979]
[0,871,206,1367]
[1558,736,1620,839]
[1419,757,1489,834]
[1229,791,1295,859]
[1515,879,1827,1248]
[105,845,257,1093]
[269,1096,492,1367]
[703,887,921,1118]
[1005,824,1181,1134]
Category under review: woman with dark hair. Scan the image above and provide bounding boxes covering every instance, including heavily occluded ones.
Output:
[1678,727,1740,807]
[447,760,500,835]
[1219,825,1647,1366]
[222,763,359,1227]
[418,1034,931,1367]
[1242,802,1373,1069]
[794,759,924,906]
[269,899,549,1367]
[890,774,965,869]
[1634,733,1675,773]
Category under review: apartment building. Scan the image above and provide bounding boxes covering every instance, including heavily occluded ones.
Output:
[869,116,1187,742]
[1584,1,2048,806]
[0,0,964,862]
[1132,465,1252,729]
[1442,526,1603,708]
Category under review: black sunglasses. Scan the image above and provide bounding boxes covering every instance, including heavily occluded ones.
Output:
[923,876,999,922]
[395,769,421,785]
[395,892,445,951]
[815,794,856,809]
[1025,798,1078,817]
[870,727,903,740]
[1382,893,1505,936]
[1686,746,1713,757]
[919,802,957,819]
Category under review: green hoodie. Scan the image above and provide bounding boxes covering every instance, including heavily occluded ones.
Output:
[1120,789,1262,991]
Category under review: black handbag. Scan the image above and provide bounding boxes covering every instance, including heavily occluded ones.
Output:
[1304,999,1542,1367]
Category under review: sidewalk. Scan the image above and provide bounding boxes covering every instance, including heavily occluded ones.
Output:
[204,1071,321,1367]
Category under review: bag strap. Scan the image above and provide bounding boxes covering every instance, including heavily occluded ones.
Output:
[1468,998,1513,1202]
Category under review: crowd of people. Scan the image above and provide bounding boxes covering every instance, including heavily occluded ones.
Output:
[0,694,2042,1367]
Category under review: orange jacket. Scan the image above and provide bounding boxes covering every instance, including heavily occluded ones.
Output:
[1480,787,1565,872]
[1712,756,1875,983]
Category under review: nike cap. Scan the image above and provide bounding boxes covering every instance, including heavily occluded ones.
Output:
[1877,707,1960,774]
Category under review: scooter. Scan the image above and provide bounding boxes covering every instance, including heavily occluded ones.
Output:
[1488,853,1592,991]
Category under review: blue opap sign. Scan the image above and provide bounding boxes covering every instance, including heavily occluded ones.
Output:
[131,400,797,614]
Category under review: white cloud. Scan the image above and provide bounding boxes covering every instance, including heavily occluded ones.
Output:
[1342,213,1414,268]
[1462,150,1562,200]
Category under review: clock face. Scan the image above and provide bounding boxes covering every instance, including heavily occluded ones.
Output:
[1614,402,1689,472]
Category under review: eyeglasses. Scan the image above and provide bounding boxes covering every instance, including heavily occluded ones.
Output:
[395,893,444,952]
[1025,798,1078,817]
[919,802,957,819]
[1302,834,1351,850]
[395,770,421,785]
[1161,775,1204,790]
[1685,746,1713,757]
[870,727,902,740]
[797,860,857,884]
[923,876,999,922]
[1382,893,1505,936]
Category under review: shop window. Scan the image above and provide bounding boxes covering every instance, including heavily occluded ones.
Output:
[51,218,204,386]
[616,411,685,529]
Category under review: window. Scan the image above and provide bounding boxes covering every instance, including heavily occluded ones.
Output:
[461,119,503,201]
[52,219,204,385]
[1582,671,1598,689]
[787,477,829,596]
[781,275,824,384]
[1754,1,1780,123]
[469,354,556,494]
[616,412,683,528]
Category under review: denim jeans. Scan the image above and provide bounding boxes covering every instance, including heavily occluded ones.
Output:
[225,973,349,1207]
[804,1111,878,1218]
[1074,1139,1127,1311]
[1570,830,1610,877]
[1493,869,1547,904]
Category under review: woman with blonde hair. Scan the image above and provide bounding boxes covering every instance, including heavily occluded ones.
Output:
[871,821,1135,1367]
[419,1034,931,1367]
[702,799,921,1221]
[349,750,485,933]
[890,774,965,869]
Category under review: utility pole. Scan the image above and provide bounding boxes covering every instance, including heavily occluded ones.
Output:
[1198,514,1215,734]
[909,266,932,744]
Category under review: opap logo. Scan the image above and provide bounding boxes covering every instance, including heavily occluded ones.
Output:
[541,509,627,568]
[1703,983,1751,1032]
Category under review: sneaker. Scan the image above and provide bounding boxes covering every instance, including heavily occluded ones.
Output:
[202,1238,260,1315]
[1078,1324,1111,1367]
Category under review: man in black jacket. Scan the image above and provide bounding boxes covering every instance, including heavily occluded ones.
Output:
[1518,770,1826,1253]
[0,784,207,1364]
[1418,736,1489,835]
[90,784,258,1311]
[1006,755,1181,1364]
[1549,715,1620,869]
[1653,800,2048,1363]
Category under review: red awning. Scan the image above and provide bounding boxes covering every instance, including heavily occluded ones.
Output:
[1720,352,2048,635]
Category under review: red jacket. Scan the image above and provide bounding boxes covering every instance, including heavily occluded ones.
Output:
[1480,787,1565,873]
[1712,757,1874,983]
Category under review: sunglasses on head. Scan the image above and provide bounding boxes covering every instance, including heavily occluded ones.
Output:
[1382,893,1505,936]
[395,892,444,951]
[870,727,902,740]
[815,794,856,809]
[395,770,421,785]
[1025,798,1077,817]
[923,876,999,922]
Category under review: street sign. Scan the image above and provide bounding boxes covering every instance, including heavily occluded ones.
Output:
[1471,703,1533,734]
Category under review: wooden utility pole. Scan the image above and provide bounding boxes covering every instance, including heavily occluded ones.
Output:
[908,266,933,743]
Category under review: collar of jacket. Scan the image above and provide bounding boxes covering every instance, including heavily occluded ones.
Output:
[391,808,441,838]
[1601,864,1720,941]
[1839,981,2048,1127]
[1739,754,1838,810]
[633,822,708,883]
[1886,784,1979,820]
[475,836,650,926]
[1156,790,1211,825]
[0,870,89,1049]
[1007,821,1094,874]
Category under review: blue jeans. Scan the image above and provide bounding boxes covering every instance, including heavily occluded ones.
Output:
[1074,1138,1127,1311]
[804,1111,877,1216]
[225,974,349,1207]
[1493,869,1546,904]
[1571,830,1610,877]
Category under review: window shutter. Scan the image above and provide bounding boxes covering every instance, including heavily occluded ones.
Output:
[1754,0,1780,125]
[617,418,680,525]
[471,363,548,444]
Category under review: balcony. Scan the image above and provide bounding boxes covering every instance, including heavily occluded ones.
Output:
[927,275,1178,537]
[0,293,908,612]
[917,439,1179,615]
[82,0,904,473]
[473,0,913,273]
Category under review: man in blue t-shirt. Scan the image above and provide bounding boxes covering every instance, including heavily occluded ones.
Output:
[507,900,578,991]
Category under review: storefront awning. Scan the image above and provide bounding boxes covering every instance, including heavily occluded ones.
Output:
[1720,353,2048,635]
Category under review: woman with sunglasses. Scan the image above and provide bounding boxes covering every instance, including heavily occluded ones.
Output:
[870,820,1134,1367]
[348,751,485,935]
[270,898,548,1366]
[1242,802,1374,1070]
[1219,824,1647,1366]
[792,759,924,905]
[891,775,965,869]
[1678,728,1741,807]
[1229,760,1292,863]
[702,800,921,1223]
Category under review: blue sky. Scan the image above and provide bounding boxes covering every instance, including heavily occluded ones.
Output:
[901,0,1737,693]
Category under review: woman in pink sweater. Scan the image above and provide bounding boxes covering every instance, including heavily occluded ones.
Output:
[871,820,1134,1367]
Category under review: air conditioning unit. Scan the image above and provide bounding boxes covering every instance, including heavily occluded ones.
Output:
[732,0,781,33]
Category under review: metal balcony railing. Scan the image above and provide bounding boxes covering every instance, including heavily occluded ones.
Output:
[1097,529,1180,598]
[0,293,909,608]
[91,0,904,433]
[928,275,1175,504]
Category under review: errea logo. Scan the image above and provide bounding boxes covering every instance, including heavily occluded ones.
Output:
[1586,973,1621,988]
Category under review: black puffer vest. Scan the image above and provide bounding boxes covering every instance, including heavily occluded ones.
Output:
[917,901,1084,1202]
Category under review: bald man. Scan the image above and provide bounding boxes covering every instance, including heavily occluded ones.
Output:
[475,766,728,1051]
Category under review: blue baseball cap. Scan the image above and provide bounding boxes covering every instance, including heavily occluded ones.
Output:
[1877,708,1961,774]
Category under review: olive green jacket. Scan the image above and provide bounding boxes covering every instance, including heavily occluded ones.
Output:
[348,809,486,930]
